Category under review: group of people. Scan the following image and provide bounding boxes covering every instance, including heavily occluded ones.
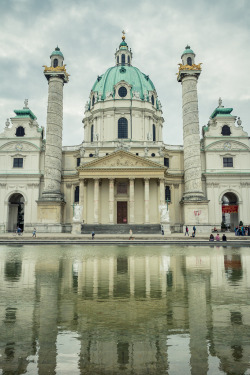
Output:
[15,227,37,237]
[235,226,250,236]
[185,226,196,237]
[209,233,227,242]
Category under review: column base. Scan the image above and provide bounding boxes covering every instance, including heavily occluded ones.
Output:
[181,199,209,227]
[161,222,171,234]
[0,224,5,233]
[71,222,82,235]
[37,200,65,227]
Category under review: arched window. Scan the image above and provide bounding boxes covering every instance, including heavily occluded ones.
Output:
[165,186,171,202]
[152,124,156,141]
[15,126,25,137]
[118,117,128,139]
[90,125,94,142]
[53,59,58,68]
[128,56,130,65]
[117,56,119,64]
[121,54,125,65]
[221,125,231,136]
[151,95,154,105]
[92,95,95,107]
[187,57,192,66]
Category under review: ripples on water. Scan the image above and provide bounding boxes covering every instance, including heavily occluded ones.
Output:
[0,244,250,375]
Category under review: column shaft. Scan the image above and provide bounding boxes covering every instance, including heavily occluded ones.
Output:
[144,178,150,224]
[109,179,114,224]
[129,178,135,224]
[43,77,64,198]
[94,179,99,224]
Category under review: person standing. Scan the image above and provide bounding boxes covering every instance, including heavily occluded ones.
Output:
[193,226,196,235]
[92,231,95,240]
[185,226,189,236]
[129,229,133,240]
[32,228,37,238]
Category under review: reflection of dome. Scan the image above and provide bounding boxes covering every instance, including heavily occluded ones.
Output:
[91,65,156,101]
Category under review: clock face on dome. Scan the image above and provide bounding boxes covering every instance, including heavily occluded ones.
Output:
[224,142,232,151]
[15,143,23,151]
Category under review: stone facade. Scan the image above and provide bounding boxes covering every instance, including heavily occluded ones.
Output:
[0,40,250,233]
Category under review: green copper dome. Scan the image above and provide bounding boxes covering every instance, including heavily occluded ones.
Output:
[182,45,194,56]
[91,65,156,101]
[50,46,64,58]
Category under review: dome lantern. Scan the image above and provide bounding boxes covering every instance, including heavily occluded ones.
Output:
[115,31,133,66]
[50,46,64,68]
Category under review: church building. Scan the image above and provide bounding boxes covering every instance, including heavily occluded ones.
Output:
[0,34,249,233]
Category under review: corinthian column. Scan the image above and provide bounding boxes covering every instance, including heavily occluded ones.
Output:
[129,178,135,224]
[144,178,150,224]
[109,178,114,224]
[94,178,99,224]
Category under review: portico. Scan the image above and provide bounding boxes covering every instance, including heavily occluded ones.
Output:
[77,150,166,225]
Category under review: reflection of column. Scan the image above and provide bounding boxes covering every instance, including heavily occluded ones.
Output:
[145,256,150,297]
[93,259,98,298]
[129,178,135,224]
[94,178,99,224]
[187,274,208,374]
[160,178,165,206]
[37,270,59,375]
[144,178,150,224]
[129,256,135,296]
[109,179,114,224]
[109,257,114,297]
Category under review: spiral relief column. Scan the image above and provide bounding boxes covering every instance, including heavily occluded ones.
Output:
[177,46,208,230]
[37,47,69,232]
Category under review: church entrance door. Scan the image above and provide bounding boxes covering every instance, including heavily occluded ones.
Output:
[8,193,25,232]
[117,202,127,224]
[221,192,238,231]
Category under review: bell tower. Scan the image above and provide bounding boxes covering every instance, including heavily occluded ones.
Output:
[177,46,209,231]
[37,47,69,232]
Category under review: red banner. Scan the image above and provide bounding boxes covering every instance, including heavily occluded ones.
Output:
[222,205,238,214]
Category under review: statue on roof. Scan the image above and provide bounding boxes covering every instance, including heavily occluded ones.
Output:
[24,99,29,108]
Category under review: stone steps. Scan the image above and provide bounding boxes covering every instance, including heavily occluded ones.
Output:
[81,224,162,234]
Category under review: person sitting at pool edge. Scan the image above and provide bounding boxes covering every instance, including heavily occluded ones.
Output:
[222,233,227,241]
[216,233,220,241]
[209,234,214,241]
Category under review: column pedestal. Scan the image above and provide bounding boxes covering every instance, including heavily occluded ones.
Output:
[36,200,65,233]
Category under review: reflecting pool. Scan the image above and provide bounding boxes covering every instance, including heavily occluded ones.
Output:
[0,244,250,375]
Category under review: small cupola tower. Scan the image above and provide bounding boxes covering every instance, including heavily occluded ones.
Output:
[115,31,133,66]
[50,46,64,68]
[181,45,195,66]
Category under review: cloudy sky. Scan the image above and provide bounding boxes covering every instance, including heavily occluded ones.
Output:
[0,0,249,146]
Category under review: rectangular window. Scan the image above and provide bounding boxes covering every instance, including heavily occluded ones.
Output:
[13,158,23,168]
[77,157,80,167]
[223,157,233,167]
[165,186,171,202]
[164,157,169,167]
[117,182,127,194]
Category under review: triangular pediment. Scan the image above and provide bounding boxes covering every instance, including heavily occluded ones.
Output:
[78,150,166,170]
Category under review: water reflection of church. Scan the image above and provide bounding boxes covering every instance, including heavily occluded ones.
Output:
[0,247,250,374]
